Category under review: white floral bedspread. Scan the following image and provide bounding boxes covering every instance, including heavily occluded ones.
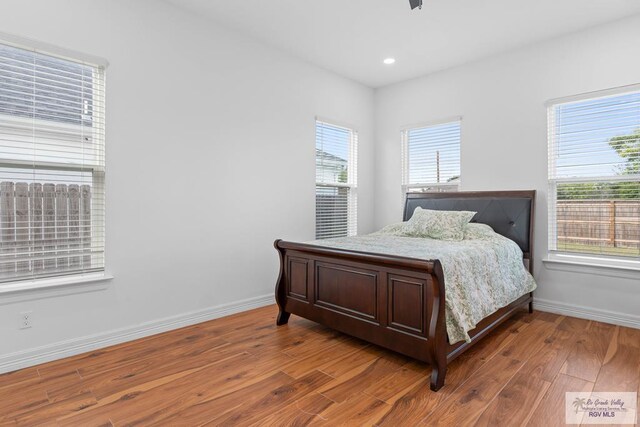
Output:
[309,230,536,344]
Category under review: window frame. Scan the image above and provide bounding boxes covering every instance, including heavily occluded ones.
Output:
[546,85,640,270]
[0,34,108,287]
[315,118,358,239]
[401,117,462,197]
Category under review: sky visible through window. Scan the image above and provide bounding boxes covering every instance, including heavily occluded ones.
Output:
[316,123,350,161]
[407,121,460,185]
[554,91,640,179]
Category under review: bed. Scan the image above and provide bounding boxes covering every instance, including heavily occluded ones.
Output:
[274,190,536,391]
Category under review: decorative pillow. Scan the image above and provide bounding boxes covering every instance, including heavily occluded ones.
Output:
[405,207,476,241]
[463,222,495,240]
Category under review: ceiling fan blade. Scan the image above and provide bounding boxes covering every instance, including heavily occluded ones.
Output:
[409,0,423,10]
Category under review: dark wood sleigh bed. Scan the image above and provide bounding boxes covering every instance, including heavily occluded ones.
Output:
[274,190,536,391]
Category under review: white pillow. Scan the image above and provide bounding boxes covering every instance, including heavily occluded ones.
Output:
[406,207,476,241]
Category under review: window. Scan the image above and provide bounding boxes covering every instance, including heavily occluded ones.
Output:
[0,40,106,283]
[402,119,461,193]
[548,88,639,262]
[315,119,357,239]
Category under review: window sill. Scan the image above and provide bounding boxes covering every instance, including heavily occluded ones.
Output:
[0,272,114,304]
[543,254,640,279]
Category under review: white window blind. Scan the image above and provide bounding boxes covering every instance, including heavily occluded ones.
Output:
[402,119,461,194]
[548,89,639,261]
[315,120,357,239]
[0,40,105,283]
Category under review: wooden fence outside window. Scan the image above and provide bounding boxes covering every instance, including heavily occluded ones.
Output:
[0,181,92,278]
[556,199,640,254]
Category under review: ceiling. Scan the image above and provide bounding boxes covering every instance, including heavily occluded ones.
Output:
[165,0,640,88]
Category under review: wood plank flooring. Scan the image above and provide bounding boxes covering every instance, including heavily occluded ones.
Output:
[0,305,638,426]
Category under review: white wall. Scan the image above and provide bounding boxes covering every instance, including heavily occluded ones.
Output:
[0,0,375,368]
[374,15,640,323]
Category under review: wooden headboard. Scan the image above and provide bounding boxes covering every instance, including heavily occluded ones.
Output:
[403,190,536,270]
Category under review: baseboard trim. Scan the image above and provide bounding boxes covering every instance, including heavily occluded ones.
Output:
[0,294,274,375]
[534,298,640,329]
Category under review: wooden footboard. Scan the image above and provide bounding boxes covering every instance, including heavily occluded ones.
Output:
[274,239,533,392]
[274,239,449,390]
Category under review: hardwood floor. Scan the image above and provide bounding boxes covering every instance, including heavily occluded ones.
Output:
[0,305,638,426]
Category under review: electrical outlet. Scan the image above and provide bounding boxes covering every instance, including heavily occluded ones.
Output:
[19,311,32,329]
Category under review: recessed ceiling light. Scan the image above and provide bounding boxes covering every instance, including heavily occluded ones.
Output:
[383,58,396,65]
